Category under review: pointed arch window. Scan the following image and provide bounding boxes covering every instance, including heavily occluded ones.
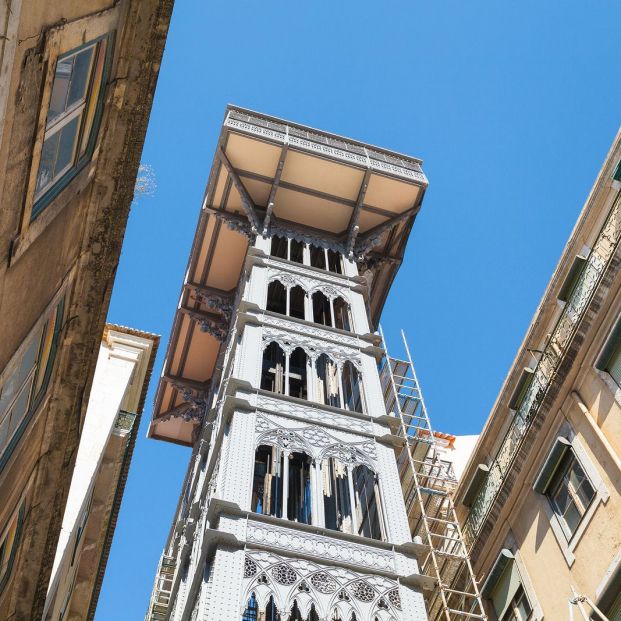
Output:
[289,286,306,320]
[312,291,332,327]
[353,464,383,540]
[333,297,351,331]
[267,281,287,315]
[242,593,259,621]
[261,343,286,394]
[322,457,354,534]
[287,452,312,525]
[315,354,340,408]
[265,596,280,621]
[288,348,308,400]
[252,445,282,518]
[341,361,364,413]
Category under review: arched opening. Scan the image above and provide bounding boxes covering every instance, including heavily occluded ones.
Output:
[308,605,320,621]
[265,596,280,621]
[312,291,332,326]
[290,239,304,263]
[353,464,383,540]
[309,244,326,270]
[252,445,282,518]
[322,457,354,534]
[287,601,304,621]
[341,361,364,413]
[267,281,287,315]
[261,342,286,394]
[327,249,343,274]
[315,354,340,408]
[333,297,351,331]
[287,452,312,524]
[288,347,308,400]
[271,235,288,259]
[242,593,259,621]
[289,286,306,320]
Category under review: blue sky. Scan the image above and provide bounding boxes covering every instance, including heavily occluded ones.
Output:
[98,1,621,618]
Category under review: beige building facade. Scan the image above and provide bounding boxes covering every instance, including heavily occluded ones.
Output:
[0,1,172,618]
[455,131,621,620]
[43,325,158,621]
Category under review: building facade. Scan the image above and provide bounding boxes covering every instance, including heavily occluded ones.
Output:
[455,130,621,620]
[0,1,172,618]
[43,325,158,621]
[145,107,432,620]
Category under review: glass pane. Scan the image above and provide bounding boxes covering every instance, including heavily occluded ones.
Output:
[515,593,532,620]
[569,461,596,509]
[67,46,95,109]
[8,376,33,436]
[54,115,80,177]
[35,131,61,195]
[562,497,582,535]
[0,414,10,452]
[0,332,40,416]
[47,56,74,124]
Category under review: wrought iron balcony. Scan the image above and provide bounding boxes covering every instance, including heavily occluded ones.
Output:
[146,554,176,621]
[463,192,621,547]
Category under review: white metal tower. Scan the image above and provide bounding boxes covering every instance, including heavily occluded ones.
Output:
[145,107,432,621]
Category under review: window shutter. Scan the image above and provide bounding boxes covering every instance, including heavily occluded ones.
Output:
[609,593,621,621]
[490,560,521,619]
[607,342,621,386]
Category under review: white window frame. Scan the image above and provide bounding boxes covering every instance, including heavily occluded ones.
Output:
[534,424,608,566]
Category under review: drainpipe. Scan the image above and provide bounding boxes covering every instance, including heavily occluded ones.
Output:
[571,390,621,473]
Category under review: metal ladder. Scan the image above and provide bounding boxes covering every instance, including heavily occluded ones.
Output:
[379,328,487,621]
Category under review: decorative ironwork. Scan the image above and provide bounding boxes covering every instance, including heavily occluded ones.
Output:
[310,572,337,594]
[349,580,375,603]
[244,557,258,578]
[271,564,297,585]
[387,588,402,610]
[114,410,136,431]
[464,193,621,545]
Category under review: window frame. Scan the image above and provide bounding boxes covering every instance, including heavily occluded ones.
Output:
[0,296,65,473]
[533,432,608,565]
[31,34,113,219]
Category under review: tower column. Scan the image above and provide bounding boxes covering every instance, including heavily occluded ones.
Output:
[282,449,290,520]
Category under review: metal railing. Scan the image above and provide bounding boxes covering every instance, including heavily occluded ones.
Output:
[380,328,487,621]
[463,192,621,546]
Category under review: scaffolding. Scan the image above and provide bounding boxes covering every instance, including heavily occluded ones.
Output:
[379,328,487,621]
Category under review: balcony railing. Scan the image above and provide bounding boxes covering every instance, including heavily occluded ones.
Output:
[463,191,621,546]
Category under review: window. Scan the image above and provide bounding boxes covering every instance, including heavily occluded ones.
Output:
[290,239,304,264]
[353,465,383,540]
[315,354,340,408]
[341,361,364,413]
[481,550,533,621]
[333,297,351,331]
[287,452,312,524]
[322,458,383,540]
[261,343,286,394]
[597,317,621,387]
[271,236,288,260]
[33,37,110,218]
[310,244,327,270]
[546,450,595,539]
[0,300,64,468]
[242,593,259,621]
[500,586,532,621]
[289,286,306,320]
[327,249,343,274]
[312,291,332,327]
[0,501,25,595]
[252,445,282,518]
[266,281,287,315]
[288,348,308,400]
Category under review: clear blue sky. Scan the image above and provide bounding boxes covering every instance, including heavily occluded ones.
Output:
[98,1,621,618]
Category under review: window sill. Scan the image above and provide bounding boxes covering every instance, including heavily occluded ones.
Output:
[9,163,94,266]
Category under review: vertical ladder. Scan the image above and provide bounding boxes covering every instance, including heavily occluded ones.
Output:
[379,328,487,621]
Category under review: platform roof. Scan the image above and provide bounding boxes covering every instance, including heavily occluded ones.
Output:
[149,106,428,445]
